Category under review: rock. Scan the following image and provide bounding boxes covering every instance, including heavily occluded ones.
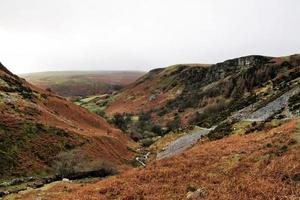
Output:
[27,181,44,189]
[157,127,211,160]
[186,188,208,199]
[0,182,10,187]
[149,95,156,101]
[62,178,70,182]
[11,178,23,185]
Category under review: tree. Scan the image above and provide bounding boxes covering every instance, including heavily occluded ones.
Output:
[167,115,181,131]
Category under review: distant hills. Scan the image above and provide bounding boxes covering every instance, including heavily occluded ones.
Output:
[21,71,144,97]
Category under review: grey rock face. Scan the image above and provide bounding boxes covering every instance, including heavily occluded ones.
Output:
[246,87,300,121]
[157,127,215,160]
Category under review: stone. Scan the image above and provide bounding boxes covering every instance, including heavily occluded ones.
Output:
[186,188,208,199]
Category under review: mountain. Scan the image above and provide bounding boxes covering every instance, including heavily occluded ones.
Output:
[0,63,135,178]
[3,55,300,200]
[21,71,144,97]
[104,55,300,141]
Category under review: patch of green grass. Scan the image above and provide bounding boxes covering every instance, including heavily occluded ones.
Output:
[221,153,242,172]
[80,95,99,103]
[232,121,253,135]
[253,154,271,163]
[85,105,102,113]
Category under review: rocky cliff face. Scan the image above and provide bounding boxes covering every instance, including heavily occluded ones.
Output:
[105,54,300,132]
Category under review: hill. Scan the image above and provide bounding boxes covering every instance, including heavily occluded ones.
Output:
[8,117,300,199]
[2,54,300,199]
[21,71,144,97]
[0,63,135,179]
[103,55,300,143]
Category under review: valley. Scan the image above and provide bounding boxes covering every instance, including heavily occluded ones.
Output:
[1,54,300,199]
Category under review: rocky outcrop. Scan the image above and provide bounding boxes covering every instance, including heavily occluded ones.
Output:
[157,127,215,160]
[246,87,300,121]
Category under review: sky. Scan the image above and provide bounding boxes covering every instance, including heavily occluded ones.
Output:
[0,0,299,74]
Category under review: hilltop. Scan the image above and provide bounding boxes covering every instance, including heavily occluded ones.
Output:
[21,71,144,97]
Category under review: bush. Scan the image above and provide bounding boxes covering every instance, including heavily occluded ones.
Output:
[112,113,131,131]
[166,115,181,131]
[158,107,171,116]
[52,151,78,178]
[208,121,234,140]
[52,150,117,179]
[41,93,48,99]
[139,112,151,122]
[151,125,162,136]
[129,131,143,142]
[140,138,154,147]
[96,110,106,118]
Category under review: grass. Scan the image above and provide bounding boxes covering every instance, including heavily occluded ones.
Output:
[79,95,99,103]
[221,153,242,172]
[296,117,300,143]
[0,121,83,178]
[232,121,253,135]
[9,119,300,200]
[76,95,106,114]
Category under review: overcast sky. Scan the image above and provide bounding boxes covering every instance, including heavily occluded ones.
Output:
[0,0,299,74]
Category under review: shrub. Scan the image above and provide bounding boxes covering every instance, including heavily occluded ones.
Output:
[41,93,48,99]
[166,115,181,131]
[96,110,106,118]
[129,131,143,142]
[158,107,171,116]
[112,113,131,131]
[151,125,162,135]
[187,184,197,192]
[208,121,234,140]
[52,150,117,179]
[139,112,151,122]
[52,150,78,178]
[140,138,154,147]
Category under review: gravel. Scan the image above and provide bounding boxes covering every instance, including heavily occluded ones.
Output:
[157,127,214,160]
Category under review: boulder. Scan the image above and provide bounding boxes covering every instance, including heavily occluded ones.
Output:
[186,188,208,199]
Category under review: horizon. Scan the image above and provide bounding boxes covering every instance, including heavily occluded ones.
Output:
[1,0,300,74]
[15,53,300,75]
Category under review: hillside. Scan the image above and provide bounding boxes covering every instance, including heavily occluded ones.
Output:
[8,117,300,199]
[0,63,135,179]
[3,54,300,199]
[102,55,300,143]
[21,71,144,97]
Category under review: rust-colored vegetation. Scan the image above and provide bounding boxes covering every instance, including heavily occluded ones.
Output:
[10,119,300,200]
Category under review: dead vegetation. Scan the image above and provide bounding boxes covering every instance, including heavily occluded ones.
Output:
[9,119,300,200]
[52,150,118,179]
